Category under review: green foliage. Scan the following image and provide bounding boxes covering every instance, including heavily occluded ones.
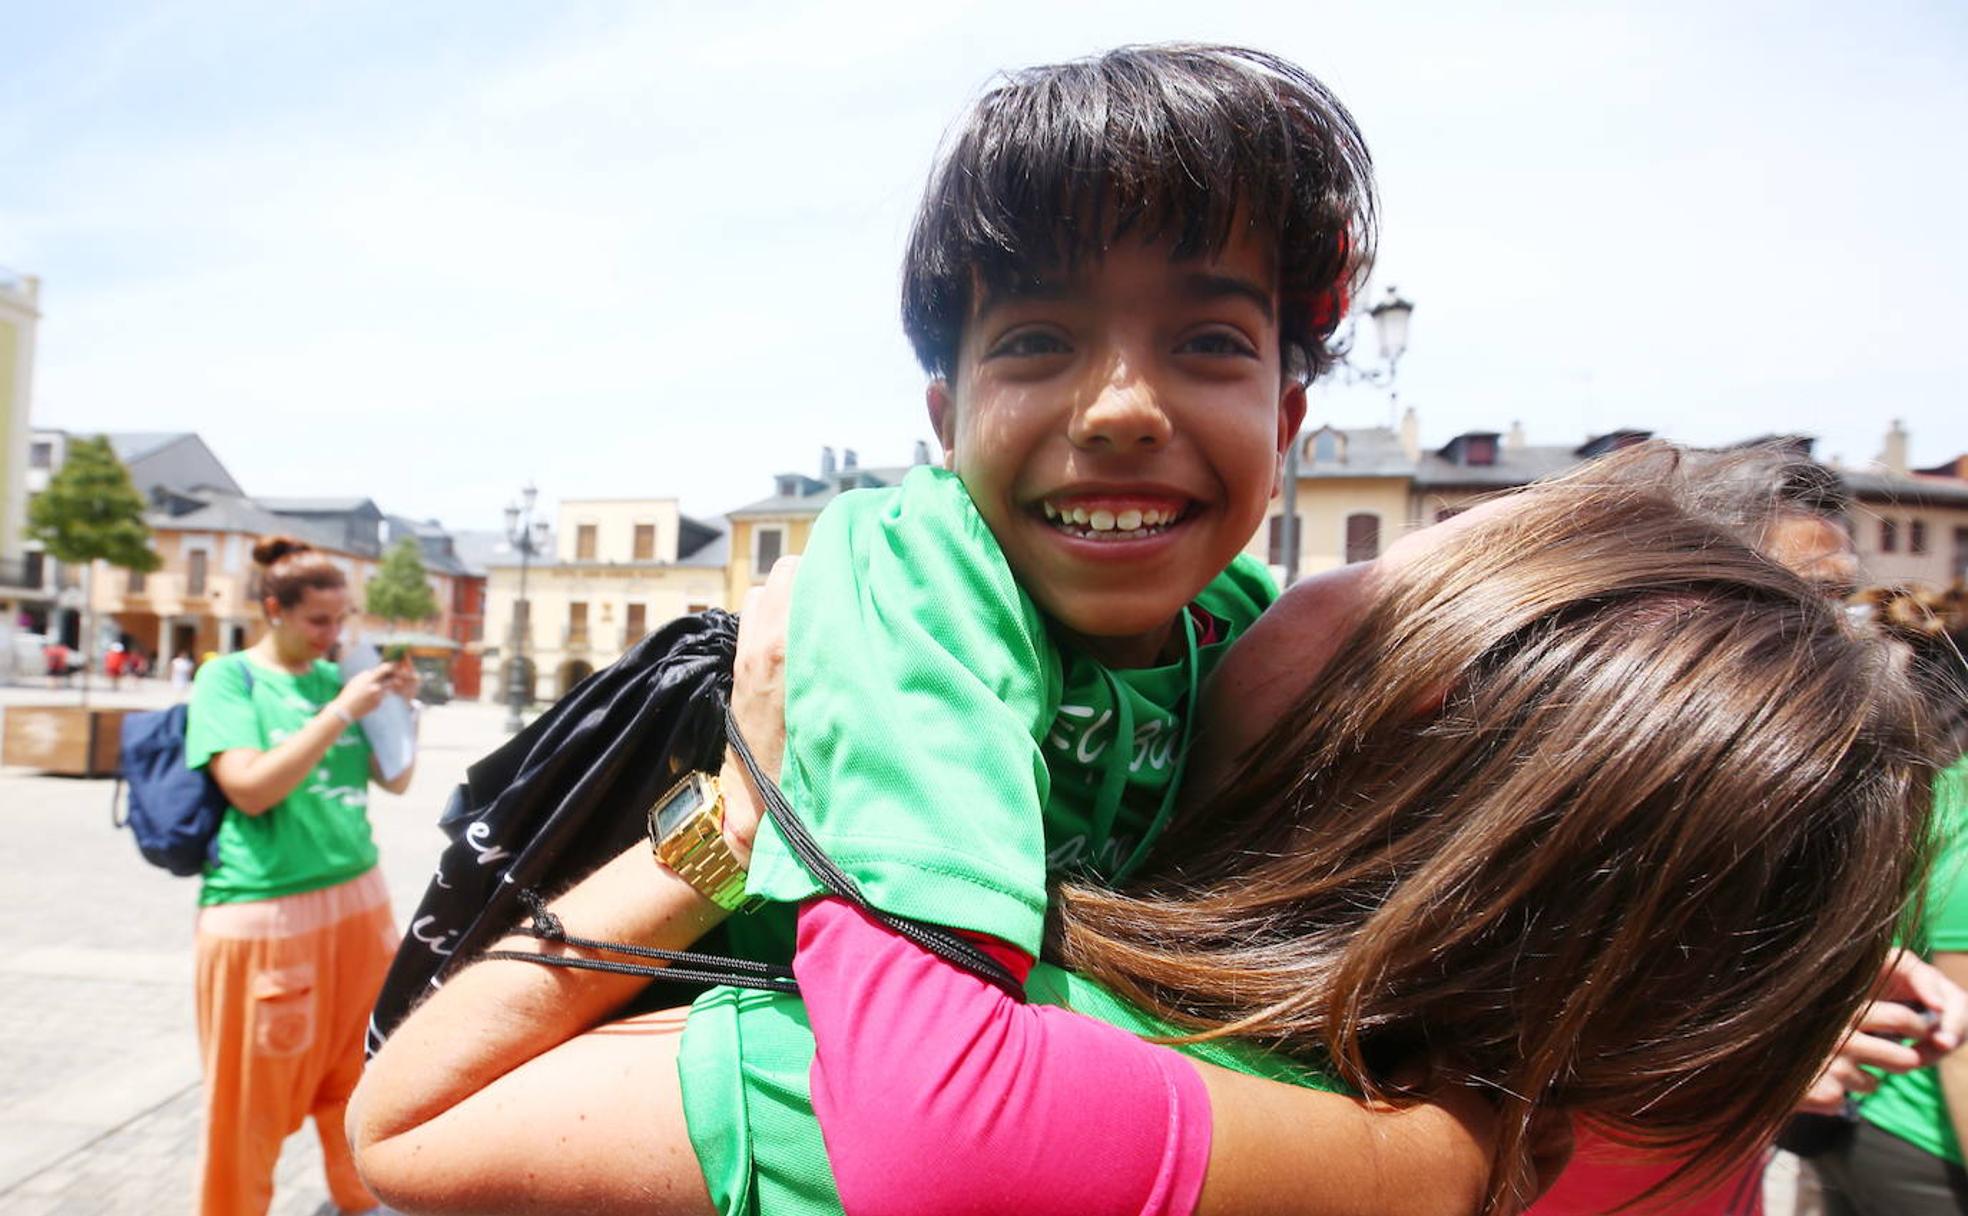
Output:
[366,536,440,625]
[25,434,160,571]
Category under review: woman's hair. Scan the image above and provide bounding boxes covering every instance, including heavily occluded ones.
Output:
[900,43,1375,384]
[1055,443,1938,1210]
[252,535,346,613]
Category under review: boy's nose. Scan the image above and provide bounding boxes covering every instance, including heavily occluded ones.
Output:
[1068,363,1173,451]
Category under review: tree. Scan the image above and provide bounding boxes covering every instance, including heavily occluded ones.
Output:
[25,434,160,703]
[366,536,440,627]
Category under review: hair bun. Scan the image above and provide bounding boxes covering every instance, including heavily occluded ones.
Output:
[252,535,314,567]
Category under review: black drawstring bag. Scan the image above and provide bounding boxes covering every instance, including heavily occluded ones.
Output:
[368,609,1017,1056]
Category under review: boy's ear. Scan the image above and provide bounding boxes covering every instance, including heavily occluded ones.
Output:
[1273,381,1309,495]
[925,380,958,469]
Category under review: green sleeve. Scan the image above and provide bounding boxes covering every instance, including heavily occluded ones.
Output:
[744,467,1063,955]
[184,656,261,771]
[1925,759,1968,953]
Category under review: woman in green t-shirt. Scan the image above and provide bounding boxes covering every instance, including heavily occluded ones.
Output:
[1818,595,1968,1216]
[184,535,419,1216]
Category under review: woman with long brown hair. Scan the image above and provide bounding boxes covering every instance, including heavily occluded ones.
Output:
[354,446,1942,1215]
[186,536,419,1215]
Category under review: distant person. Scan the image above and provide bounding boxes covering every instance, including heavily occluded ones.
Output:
[171,652,194,696]
[105,643,126,689]
[185,535,420,1216]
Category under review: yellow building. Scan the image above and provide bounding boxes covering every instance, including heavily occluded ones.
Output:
[0,269,41,625]
[482,497,728,701]
[723,445,932,608]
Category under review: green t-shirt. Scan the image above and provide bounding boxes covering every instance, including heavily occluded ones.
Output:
[1857,755,1968,1163]
[185,651,379,906]
[739,466,1275,957]
[683,467,1294,1215]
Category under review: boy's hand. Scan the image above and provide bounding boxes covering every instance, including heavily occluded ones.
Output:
[720,556,800,863]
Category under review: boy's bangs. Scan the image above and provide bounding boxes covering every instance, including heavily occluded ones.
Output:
[902,44,1377,381]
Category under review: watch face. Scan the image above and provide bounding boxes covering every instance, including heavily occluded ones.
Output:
[655,777,706,836]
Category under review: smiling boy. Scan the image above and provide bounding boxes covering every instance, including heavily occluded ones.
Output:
[671,44,1375,1216]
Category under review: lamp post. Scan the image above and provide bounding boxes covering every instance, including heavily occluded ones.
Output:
[503,483,549,733]
[1279,285,1415,586]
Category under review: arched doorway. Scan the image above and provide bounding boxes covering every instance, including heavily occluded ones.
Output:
[557,659,595,698]
[496,657,538,706]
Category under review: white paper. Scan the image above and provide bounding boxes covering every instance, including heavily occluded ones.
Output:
[339,634,416,782]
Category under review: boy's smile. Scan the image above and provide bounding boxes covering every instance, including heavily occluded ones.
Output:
[929,231,1305,668]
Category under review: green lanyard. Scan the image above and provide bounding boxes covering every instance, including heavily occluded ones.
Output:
[1085,607,1202,886]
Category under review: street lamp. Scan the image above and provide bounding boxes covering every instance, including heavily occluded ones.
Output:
[1278,285,1416,586]
[503,482,549,733]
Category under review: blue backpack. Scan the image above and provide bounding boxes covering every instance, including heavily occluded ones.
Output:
[113,664,253,876]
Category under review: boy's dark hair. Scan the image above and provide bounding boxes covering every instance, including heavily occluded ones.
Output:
[901,43,1376,384]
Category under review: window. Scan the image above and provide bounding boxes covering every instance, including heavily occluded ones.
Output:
[687,601,712,615]
[1344,514,1380,564]
[29,441,52,469]
[567,601,589,645]
[754,526,784,576]
[575,524,597,561]
[1909,520,1928,555]
[187,550,208,596]
[22,551,43,587]
[1464,435,1498,467]
[633,524,656,562]
[1880,519,1898,553]
[1266,514,1301,566]
[625,602,647,644]
[1310,430,1342,465]
[128,568,147,594]
[1953,527,1968,581]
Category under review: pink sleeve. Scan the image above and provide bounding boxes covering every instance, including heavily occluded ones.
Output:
[793,897,1213,1216]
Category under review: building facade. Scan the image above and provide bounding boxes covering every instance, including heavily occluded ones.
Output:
[723,445,932,609]
[1255,411,1968,592]
[481,497,727,702]
[0,270,41,625]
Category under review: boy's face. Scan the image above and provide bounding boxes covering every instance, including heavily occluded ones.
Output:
[929,230,1305,668]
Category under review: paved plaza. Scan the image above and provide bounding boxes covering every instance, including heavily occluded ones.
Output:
[0,679,506,1215]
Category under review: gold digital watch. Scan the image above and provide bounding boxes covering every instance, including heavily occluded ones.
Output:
[648,771,753,911]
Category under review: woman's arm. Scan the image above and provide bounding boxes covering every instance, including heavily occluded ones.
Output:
[348,837,733,1214]
[209,665,394,815]
[795,895,1496,1216]
[1930,952,1968,1155]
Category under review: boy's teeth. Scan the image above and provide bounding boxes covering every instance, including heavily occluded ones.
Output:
[1038,498,1185,536]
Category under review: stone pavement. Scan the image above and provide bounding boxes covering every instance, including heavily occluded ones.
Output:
[0,681,507,1215]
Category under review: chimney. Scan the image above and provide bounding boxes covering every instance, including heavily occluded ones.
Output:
[1877,419,1910,476]
[1506,420,1526,450]
[842,449,858,471]
[912,439,931,465]
[1399,407,1421,462]
[820,446,837,477]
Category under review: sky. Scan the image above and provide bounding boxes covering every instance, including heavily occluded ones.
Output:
[4,0,1965,533]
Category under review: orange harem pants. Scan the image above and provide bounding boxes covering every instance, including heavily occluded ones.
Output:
[194,868,397,1216]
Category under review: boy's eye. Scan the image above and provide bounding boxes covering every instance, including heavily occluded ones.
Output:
[986,328,1072,359]
[1176,329,1259,358]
